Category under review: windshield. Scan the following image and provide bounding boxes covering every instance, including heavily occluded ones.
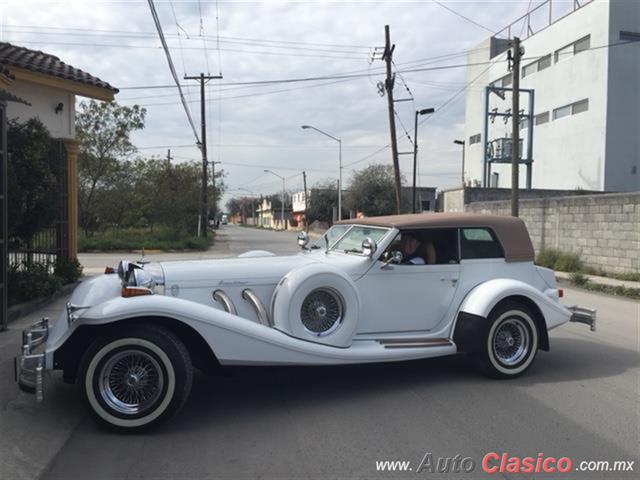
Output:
[311,225,350,250]
[331,226,389,254]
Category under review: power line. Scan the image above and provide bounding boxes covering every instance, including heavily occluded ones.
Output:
[430,0,496,34]
[147,0,200,144]
[3,23,376,50]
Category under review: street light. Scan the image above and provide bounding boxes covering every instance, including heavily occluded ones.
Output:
[412,108,435,213]
[301,124,342,220]
[453,140,466,187]
[264,169,285,230]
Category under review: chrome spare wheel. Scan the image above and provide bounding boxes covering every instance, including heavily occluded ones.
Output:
[492,318,530,366]
[98,350,164,415]
[300,288,343,335]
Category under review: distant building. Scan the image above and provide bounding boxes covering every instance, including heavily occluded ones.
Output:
[463,0,639,192]
[291,190,308,226]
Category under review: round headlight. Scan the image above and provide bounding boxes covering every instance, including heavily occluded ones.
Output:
[132,268,155,289]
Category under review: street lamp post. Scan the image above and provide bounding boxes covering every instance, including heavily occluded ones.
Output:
[301,125,342,220]
[264,170,285,230]
[412,108,435,213]
[453,140,466,187]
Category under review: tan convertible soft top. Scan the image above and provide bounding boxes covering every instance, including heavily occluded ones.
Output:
[336,212,535,262]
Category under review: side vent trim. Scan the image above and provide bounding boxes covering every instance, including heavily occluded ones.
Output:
[212,289,237,315]
[242,289,272,327]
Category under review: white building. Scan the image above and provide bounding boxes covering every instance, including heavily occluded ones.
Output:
[463,0,639,192]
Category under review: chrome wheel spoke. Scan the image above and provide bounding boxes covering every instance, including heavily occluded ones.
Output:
[99,349,164,416]
[492,318,530,366]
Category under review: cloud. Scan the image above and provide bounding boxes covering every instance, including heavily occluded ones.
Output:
[1,0,528,202]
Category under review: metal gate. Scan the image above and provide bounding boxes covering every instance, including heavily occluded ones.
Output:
[7,139,68,268]
[1,99,7,330]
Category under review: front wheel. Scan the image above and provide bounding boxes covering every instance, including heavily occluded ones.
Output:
[473,301,539,378]
[79,324,193,431]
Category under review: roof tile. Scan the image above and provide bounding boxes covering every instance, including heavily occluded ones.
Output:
[0,42,117,93]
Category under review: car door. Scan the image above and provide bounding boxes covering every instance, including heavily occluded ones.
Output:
[356,228,461,334]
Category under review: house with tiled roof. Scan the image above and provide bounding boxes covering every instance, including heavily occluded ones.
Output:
[0,42,117,259]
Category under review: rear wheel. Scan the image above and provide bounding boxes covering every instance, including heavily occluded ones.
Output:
[79,324,193,431]
[473,301,539,378]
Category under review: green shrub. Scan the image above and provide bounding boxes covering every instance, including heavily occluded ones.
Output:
[54,257,83,284]
[570,271,589,286]
[8,262,62,306]
[535,249,562,269]
[536,249,582,272]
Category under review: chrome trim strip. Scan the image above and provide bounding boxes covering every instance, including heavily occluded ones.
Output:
[212,289,237,315]
[242,288,272,327]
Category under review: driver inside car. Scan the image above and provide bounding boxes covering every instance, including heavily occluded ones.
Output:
[401,234,426,265]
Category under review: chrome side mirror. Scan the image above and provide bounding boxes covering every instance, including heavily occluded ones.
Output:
[382,250,403,269]
[361,237,377,257]
[297,231,310,249]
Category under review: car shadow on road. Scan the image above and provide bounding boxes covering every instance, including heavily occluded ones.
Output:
[169,334,638,434]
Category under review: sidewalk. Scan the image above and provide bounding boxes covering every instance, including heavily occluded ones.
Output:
[555,271,640,289]
[0,295,83,480]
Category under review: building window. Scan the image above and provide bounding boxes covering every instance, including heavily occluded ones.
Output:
[501,74,512,87]
[535,111,549,125]
[469,133,481,145]
[555,35,590,63]
[553,99,588,121]
[538,54,551,71]
[553,105,571,120]
[522,54,551,78]
[572,98,589,114]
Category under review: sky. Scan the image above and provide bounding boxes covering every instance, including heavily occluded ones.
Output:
[0,0,558,207]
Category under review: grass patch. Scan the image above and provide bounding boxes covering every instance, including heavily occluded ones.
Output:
[536,249,582,272]
[569,281,640,300]
[79,228,210,252]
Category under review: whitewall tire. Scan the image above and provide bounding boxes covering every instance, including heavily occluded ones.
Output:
[79,324,193,431]
[473,301,539,378]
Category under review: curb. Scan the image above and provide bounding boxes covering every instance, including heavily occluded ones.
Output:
[7,280,80,325]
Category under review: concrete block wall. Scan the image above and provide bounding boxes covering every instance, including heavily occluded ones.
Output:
[465,192,640,274]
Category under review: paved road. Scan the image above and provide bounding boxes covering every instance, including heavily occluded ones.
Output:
[78,225,302,275]
[2,226,638,480]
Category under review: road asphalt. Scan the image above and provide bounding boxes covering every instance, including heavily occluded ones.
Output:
[1,225,638,480]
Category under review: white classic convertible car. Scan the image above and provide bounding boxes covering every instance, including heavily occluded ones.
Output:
[16,213,595,430]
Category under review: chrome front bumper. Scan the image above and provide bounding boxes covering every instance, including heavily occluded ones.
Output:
[567,306,597,332]
[14,318,50,401]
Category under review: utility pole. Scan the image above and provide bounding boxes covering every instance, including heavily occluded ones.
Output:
[184,73,222,236]
[509,37,522,217]
[166,148,172,167]
[302,170,308,231]
[382,25,401,215]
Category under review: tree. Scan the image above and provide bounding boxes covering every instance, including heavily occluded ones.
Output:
[7,118,58,246]
[76,100,146,235]
[306,180,344,224]
[345,164,407,217]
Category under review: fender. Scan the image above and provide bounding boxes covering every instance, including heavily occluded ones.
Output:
[455,278,571,332]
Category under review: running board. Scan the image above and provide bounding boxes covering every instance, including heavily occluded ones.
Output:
[378,338,453,349]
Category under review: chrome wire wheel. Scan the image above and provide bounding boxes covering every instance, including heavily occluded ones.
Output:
[300,288,343,335]
[492,318,530,366]
[98,349,164,416]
